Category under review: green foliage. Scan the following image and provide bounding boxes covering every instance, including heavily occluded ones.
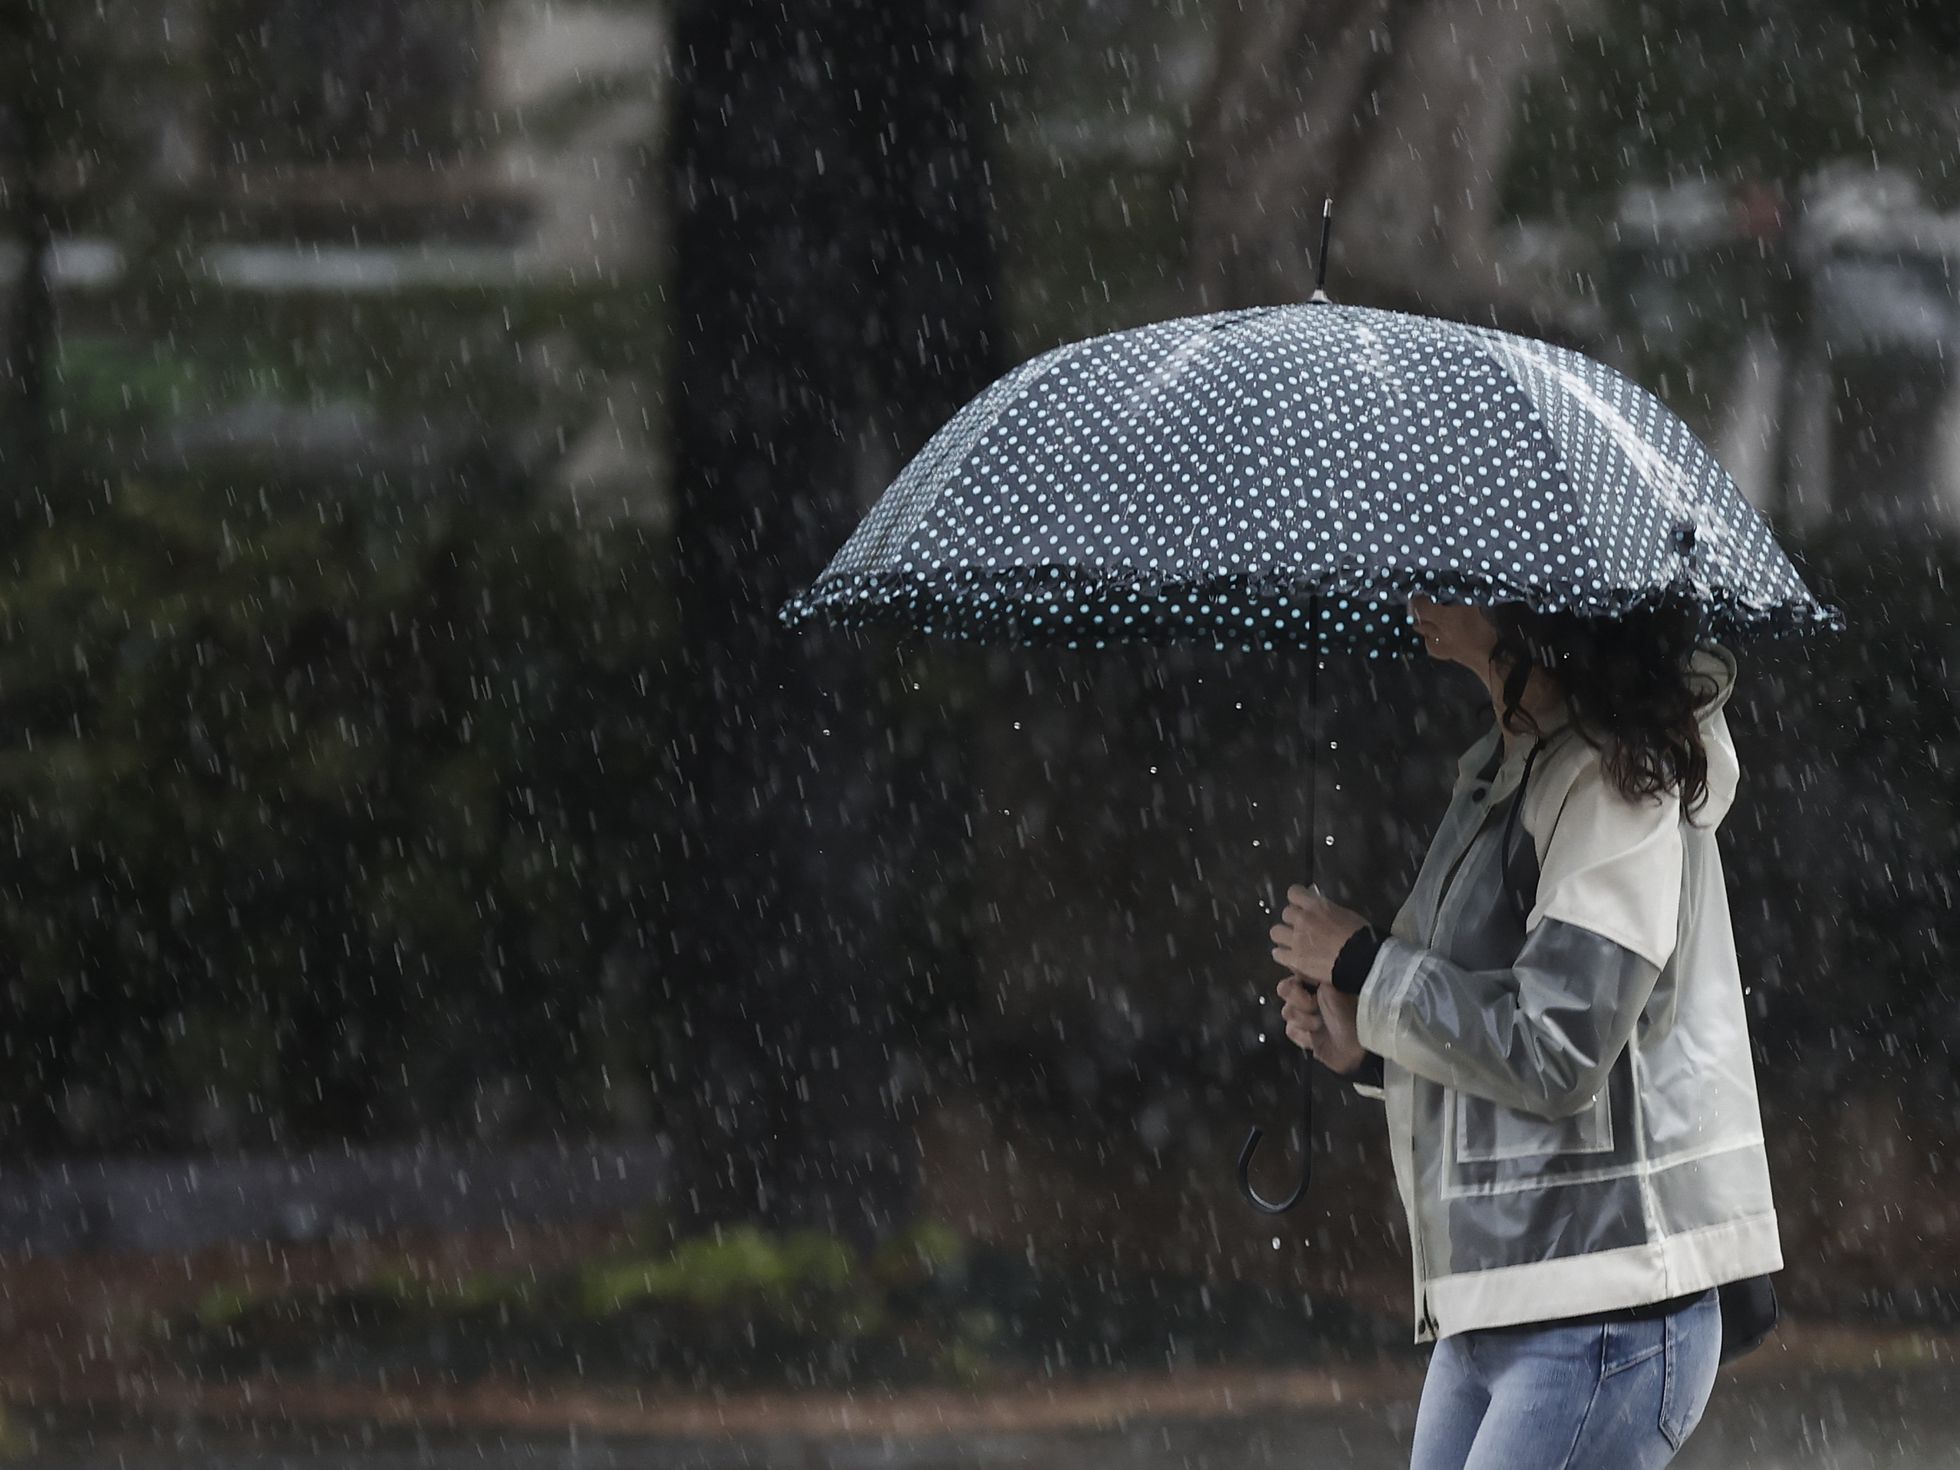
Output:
[0,1402,29,1459]
[152,1214,1406,1391]
[153,1217,995,1391]
[573,1225,858,1317]
[868,1216,968,1287]
[0,473,677,1151]
[52,338,219,435]
[363,1264,541,1313]
[190,1282,262,1330]
[933,1309,1001,1387]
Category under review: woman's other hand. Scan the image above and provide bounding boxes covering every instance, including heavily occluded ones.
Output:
[1270,883,1365,983]
[1278,972,1365,1075]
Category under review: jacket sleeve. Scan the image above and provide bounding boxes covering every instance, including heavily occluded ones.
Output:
[1352,760,1684,1120]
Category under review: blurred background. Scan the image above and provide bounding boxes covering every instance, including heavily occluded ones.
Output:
[5,0,1960,1463]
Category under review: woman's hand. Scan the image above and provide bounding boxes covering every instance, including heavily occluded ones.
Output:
[1278,972,1365,1075]
[1269,883,1365,983]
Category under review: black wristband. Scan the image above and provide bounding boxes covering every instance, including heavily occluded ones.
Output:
[1331,923,1385,996]
[1353,1050,1386,1089]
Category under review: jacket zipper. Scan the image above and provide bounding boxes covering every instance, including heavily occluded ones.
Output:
[1409,785,1480,1345]
[1413,1201,1437,1337]
[1407,737,1553,1344]
[1404,1074,1438,1340]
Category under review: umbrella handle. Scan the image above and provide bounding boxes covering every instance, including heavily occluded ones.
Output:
[1239,589,1323,1214]
[1236,1047,1314,1214]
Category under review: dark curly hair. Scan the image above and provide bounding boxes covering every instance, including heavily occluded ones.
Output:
[1486,594,1722,823]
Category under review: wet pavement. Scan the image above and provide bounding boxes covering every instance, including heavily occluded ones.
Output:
[11,1359,1960,1469]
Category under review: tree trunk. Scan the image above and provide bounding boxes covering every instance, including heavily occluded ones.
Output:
[1187,0,1573,337]
[0,3,56,543]
[664,0,1000,1244]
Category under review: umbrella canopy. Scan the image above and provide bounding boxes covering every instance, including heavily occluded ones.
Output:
[779,301,1841,653]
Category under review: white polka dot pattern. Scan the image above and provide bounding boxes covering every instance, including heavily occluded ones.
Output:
[779,303,1843,653]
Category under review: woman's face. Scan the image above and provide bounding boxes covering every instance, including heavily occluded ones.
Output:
[1407,594,1497,672]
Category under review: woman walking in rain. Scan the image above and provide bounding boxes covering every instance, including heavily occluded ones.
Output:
[1271,591,1783,1470]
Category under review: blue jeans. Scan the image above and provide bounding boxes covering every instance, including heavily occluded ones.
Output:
[1409,1287,1722,1469]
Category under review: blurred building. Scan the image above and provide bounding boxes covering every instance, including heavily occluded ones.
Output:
[22,0,673,522]
[1610,167,1960,536]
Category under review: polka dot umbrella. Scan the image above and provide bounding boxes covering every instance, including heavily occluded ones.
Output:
[779,303,1838,654]
[778,212,1842,1212]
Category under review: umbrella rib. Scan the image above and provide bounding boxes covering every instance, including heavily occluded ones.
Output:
[1167,306,1332,625]
[1101,313,1238,603]
[859,345,1082,586]
[1450,322,1588,608]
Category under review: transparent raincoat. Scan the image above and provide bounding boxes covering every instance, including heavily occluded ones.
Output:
[1350,643,1783,1343]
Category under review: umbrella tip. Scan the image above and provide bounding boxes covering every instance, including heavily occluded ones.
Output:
[1312,197,1336,302]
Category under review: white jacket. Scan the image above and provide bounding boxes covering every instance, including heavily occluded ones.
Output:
[1351,643,1783,1342]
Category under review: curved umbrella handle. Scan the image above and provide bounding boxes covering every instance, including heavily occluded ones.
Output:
[1237,1048,1314,1213]
[1241,589,1323,1215]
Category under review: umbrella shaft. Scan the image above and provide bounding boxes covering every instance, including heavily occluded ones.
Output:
[1303,592,1321,888]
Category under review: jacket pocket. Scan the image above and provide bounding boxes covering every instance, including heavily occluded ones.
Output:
[1451,1083,1614,1164]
